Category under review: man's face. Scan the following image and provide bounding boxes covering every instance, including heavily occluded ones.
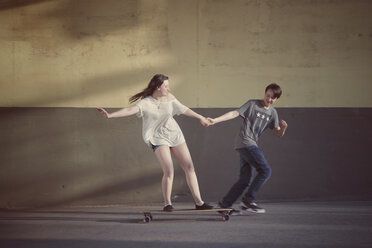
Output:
[263,89,278,107]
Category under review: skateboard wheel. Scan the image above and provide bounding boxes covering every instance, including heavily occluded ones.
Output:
[143,216,151,223]
[222,215,229,221]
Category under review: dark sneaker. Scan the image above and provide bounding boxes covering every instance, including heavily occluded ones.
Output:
[240,201,266,213]
[218,201,227,208]
[195,202,214,210]
[218,202,242,216]
[163,205,174,212]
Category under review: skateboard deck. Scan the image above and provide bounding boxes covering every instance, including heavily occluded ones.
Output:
[142,208,233,223]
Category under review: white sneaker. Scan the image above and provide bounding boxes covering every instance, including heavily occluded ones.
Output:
[240,201,266,213]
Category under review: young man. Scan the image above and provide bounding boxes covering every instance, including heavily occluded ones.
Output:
[208,83,288,214]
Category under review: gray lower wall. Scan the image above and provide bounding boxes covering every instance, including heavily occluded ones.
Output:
[1,107,371,209]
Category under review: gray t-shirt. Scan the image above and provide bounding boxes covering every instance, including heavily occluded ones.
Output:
[235,99,279,149]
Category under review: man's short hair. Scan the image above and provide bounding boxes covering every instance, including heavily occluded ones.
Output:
[265,83,282,99]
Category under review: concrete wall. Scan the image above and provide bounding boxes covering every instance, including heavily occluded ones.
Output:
[1,107,371,209]
[1,0,371,108]
[1,0,372,208]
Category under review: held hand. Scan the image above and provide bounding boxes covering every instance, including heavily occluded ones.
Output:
[207,117,216,125]
[200,117,211,127]
[97,108,110,118]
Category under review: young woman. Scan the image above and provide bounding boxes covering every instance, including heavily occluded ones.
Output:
[97,74,213,211]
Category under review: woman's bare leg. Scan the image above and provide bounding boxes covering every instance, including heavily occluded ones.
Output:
[154,146,175,206]
[171,142,203,204]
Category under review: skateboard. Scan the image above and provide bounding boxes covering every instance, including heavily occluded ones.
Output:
[142,208,233,223]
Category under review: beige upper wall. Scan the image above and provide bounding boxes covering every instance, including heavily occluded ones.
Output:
[0,0,371,108]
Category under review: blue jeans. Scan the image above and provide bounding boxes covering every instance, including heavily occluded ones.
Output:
[221,146,272,207]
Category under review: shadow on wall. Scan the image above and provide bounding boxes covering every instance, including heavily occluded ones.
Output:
[0,107,197,210]
[38,0,142,40]
[0,239,248,248]
[0,108,191,210]
[0,0,191,209]
[6,68,171,108]
[1,0,158,40]
[1,0,173,107]
[55,0,142,40]
[0,0,52,10]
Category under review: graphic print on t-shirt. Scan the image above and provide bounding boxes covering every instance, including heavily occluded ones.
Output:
[252,111,271,137]
[235,99,278,149]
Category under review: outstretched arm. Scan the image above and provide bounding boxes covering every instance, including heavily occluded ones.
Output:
[208,110,240,125]
[183,109,211,127]
[97,105,139,119]
[274,120,288,137]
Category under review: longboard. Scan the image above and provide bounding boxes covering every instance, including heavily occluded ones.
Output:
[142,208,233,223]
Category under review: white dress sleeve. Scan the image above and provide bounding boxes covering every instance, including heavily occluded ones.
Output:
[172,99,189,116]
[135,99,145,117]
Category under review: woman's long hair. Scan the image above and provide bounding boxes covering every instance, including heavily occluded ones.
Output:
[129,74,169,103]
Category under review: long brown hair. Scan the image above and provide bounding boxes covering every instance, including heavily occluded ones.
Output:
[129,74,169,103]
